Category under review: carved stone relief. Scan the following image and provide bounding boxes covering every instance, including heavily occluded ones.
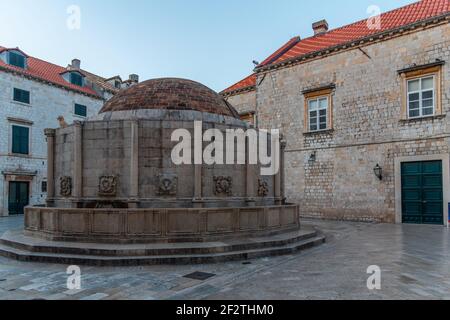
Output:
[157,174,178,196]
[214,176,232,196]
[258,179,269,197]
[98,176,118,196]
[60,176,72,197]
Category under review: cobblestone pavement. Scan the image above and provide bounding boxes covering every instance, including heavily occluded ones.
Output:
[0,215,449,300]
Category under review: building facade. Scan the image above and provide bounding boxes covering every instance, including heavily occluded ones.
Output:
[223,74,257,126]
[0,46,138,216]
[222,0,450,225]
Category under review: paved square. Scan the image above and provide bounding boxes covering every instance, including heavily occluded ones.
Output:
[0,215,449,300]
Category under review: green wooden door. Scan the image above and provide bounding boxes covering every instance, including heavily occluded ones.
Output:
[401,161,443,225]
[8,182,29,215]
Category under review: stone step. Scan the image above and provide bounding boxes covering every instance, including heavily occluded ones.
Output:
[0,234,325,266]
[0,229,318,257]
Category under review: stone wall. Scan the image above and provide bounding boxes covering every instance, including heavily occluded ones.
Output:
[225,90,257,116]
[256,22,450,222]
[51,111,279,209]
[0,71,104,216]
[24,204,300,243]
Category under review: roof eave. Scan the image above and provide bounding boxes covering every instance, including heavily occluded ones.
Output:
[60,69,87,77]
[105,75,122,82]
[2,48,29,57]
[221,85,256,97]
[255,12,450,74]
[0,65,103,100]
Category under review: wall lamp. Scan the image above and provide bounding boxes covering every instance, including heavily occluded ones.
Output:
[308,151,317,165]
[373,164,383,181]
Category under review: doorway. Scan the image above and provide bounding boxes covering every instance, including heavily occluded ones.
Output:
[8,181,29,215]
[401,161,443,225]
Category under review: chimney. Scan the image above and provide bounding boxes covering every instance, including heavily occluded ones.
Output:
[312,19,329,35]
[71,58,81,69]
[129,74,139,83]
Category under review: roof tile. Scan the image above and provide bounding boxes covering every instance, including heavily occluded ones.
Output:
[0,46,101,98]
[223,0,450,94]
[221,73,257,94]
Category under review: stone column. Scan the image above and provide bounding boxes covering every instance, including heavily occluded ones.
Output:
[44,129,56,207]
[246,136,256,206]
[73,121,83,207]
[193,164,203,208]
[129,121,139,208]
[280,136,287,204]
[274,136,283,205]
[193,122,203,208]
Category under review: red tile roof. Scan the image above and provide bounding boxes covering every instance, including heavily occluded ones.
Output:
[221,73,257,94]
[262,0,449,67]
[259,36,301,66]
[0,46,101,98]
[222,37,301,95]
[222,0,450,95]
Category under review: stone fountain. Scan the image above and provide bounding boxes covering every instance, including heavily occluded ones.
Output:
[0,78,324,265]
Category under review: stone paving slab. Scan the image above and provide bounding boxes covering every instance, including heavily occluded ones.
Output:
[0,215,450,300]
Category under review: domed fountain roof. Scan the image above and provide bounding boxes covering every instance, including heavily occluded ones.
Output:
[99,78,240,118]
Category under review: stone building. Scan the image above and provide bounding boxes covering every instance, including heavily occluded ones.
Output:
[0,46,138,216]
[222,0,450,225]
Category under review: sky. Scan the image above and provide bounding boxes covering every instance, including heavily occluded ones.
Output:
[0,0,416,92]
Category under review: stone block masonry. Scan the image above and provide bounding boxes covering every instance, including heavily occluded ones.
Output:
[253,22,450,223]
[226,90,256,116]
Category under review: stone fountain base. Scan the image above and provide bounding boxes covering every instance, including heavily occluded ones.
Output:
[22,205,301,244]
[0,204,325,265]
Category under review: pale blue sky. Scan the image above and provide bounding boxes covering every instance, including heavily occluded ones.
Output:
[1,0,415,91]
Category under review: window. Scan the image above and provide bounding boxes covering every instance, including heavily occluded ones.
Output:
[74,104,87,117]
[41,181,47,193]
[8,51,25,68]
[407,76,435,118]
[303,86,334,133]
[11,125,30,155]
[70,72,83,86]
[240,112,255,126]
[400,63,443,120]
[13,88,30,104]
[114,81,121,89]
[308,97,328,131]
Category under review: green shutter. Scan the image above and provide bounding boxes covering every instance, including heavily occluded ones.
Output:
[12,126,29,155]
[70,73,83,86]
[22,90,30,104]
[9,52,25,68]
[13,88,30,104]
[74,104,87,117]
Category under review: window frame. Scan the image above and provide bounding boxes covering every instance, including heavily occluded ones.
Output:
[70,72,84,87]
[401,65,442,120]
[303,88,333,133]
[74,103,87,118]
[307,96,329,132]
[10,124,30,156]
[406,75,436,119]
[239,111,256,126]
[41,180,48,193]
[8,51,26,69]
[13,88,31,105]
